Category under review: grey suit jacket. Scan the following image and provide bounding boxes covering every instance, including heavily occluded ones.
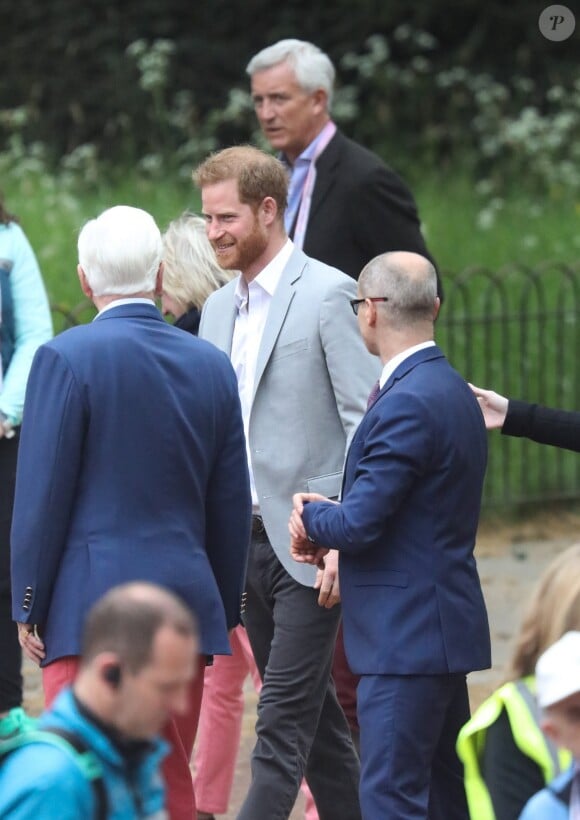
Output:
[199,245,379,585]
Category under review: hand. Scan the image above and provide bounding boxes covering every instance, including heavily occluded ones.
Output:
[469,384,509,429]
[292,492,334,517]
[289,530,329,566]
[289,492,329,546]
[289,506,308,542]
[17,622,45,665]
[0,415,15,440]
[314,549,340,608]
[289,492,335,565]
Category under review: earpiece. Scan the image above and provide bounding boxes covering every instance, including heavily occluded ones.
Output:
[103,664,122,688]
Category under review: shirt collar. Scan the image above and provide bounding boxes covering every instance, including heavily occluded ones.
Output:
[96,297,156,317]
[234,239,294,307]
[379,341,436,389]
[282,124,332,168]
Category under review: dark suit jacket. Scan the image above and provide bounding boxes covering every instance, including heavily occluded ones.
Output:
[503,399,580,452]
[293,130,442,297]
[302,345,490,676]
[11,302,251,663]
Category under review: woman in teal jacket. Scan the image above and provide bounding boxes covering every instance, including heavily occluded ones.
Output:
[0,195,52,733]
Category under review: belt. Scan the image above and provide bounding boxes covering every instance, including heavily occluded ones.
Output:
[251,515,266,536]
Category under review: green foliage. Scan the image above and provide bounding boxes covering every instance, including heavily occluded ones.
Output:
[3,4,577,252]
[333,29,580,195]
[418,175,580,274]
[1,1,577,178]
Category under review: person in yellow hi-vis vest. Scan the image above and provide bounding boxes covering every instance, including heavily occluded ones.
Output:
[457,544,580,820]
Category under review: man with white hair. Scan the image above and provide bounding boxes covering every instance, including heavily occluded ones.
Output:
[10,205,251,820]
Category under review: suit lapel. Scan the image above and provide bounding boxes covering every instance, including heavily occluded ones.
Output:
[308,132,341,222]
[219,301,237,356]
[207,280,238,355]
[252,249,306,401]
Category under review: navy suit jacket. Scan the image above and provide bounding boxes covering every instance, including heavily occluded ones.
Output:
[295,130,443,298]
[302,345,491,676]
[11,302,251,662]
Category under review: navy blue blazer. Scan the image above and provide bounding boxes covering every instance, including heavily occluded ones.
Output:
[11,303,251,662]
[302,345,491,676]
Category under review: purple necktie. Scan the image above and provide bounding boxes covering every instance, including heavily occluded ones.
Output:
[367,380,381,409]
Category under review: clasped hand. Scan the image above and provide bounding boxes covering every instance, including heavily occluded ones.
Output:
[289,493,341,608]
[289,492,330,566]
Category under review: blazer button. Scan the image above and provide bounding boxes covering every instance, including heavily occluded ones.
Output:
[22,603,30,611]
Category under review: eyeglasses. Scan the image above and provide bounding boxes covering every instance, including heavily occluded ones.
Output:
[349,297,389,316]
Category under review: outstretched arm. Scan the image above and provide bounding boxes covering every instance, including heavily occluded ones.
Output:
[470,383,580,452]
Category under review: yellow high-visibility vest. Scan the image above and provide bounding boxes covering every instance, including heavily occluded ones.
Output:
[456,676,571,820]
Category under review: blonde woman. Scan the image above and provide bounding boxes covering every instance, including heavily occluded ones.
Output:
[161,212,235,334]
[458,544,580,820]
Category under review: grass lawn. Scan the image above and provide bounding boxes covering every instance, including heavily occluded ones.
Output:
[4,167,578,310]
[416,173,580,275]
[2,172,197,312]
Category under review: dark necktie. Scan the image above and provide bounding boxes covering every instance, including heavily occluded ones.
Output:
[367,380,381,409]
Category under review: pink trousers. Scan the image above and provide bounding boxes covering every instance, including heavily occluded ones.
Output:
[43,653,206,820]
[193,625,319,819]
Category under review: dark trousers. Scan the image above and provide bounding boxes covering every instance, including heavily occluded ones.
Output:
[0,432,21,712]
[357,673,470,820]
[237,531,361,820]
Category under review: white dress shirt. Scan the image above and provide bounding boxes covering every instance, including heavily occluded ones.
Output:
[231,239,294,509]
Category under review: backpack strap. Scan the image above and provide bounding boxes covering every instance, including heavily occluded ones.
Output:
[0,728,108,820]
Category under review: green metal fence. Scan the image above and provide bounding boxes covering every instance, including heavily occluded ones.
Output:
[437,261,580,507]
